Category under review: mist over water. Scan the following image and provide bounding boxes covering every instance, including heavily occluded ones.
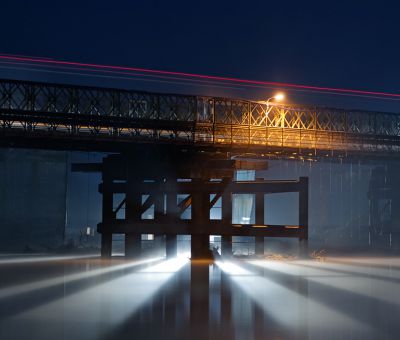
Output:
[0,254,399,340]
[2,147,400,339]
[1,147,399,254]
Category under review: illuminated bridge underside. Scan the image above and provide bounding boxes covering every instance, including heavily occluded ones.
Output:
[1,79,400,157]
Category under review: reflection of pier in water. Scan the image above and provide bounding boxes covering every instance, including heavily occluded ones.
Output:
[101,259,308,340]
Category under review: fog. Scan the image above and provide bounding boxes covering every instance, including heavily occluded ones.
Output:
[1,254,400,339]
[2,148,398,254]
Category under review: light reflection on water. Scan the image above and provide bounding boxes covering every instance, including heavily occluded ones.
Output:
[0,254,399,340]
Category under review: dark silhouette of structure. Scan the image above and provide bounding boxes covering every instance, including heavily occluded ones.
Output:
[72,151,308,258]
[2,78,400,256]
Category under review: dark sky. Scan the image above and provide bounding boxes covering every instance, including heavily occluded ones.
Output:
[1,0,399,111]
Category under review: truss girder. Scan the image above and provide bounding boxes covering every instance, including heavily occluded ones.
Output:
[1,79,400,155]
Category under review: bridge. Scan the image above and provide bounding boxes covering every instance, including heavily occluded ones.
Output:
[0,79,400,159]
[1,78,399,258]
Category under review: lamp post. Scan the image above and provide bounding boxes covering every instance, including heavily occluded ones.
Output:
[266,93,285,108]
[264,93,285,125]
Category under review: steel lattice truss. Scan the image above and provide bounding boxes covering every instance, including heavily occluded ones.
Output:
[1,78,400,157]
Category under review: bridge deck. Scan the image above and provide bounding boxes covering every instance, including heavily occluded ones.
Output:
[1,79,399,158]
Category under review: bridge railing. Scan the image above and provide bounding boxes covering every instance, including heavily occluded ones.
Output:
[1,79,400,154]
[0,79,197,120]
[195,97,400,153]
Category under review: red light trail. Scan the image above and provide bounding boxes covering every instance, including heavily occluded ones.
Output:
[0,54,399,99]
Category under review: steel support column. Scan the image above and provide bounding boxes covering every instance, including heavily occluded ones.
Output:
[100,171,113,258]
[221,236,233,257]
[165,179,179,258]
[255,192,265,256]
[101,233,112,258]
[166,234,178,258]
[299,176,309,258]
[191,235,210,259]
[125,233,141,258]
[191,179,211,259]
[221,182,233,257]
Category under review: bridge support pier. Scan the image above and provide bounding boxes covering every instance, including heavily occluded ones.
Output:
[125,233,141,258]
[221,235,233,257]
[191,234,210,259]
[166,234,178,259]
[101,233,112,259]
[82,154,308,261]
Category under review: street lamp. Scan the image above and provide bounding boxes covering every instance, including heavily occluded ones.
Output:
[262,93,285,126]
[255,93,285,125]
[266,93,285,107]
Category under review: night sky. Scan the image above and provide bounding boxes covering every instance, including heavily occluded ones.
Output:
[1,0,399,111]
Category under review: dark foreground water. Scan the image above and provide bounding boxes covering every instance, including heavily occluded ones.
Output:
[0,254,400,340]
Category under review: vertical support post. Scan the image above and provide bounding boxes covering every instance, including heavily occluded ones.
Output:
[153,182,164,221]
[221,235,232,257]
[166,177,178,220]
[126,159,142,222]
[166,234,178,258]
[153,235,164,256]
[101,233,112,259]
[166,177,178,258]
[191,234,211,259]
[255,192,265,256]
[125,158,142,257]
[299,177,309,258]
[191,179,211,259]
[125,233,141,258]
[221,178,233,257]
[100,168,113,259]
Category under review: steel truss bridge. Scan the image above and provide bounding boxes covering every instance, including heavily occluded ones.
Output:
[1,79,400,158]
[2,78,399,257]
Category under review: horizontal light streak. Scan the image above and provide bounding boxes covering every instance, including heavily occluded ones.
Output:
[0,55,399,98]
[2,258,188,338]
[251,259,400,307]
[0,254,98,265]
[0,257,162,299]
[218,260,370,335]
[140,257,189,273]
